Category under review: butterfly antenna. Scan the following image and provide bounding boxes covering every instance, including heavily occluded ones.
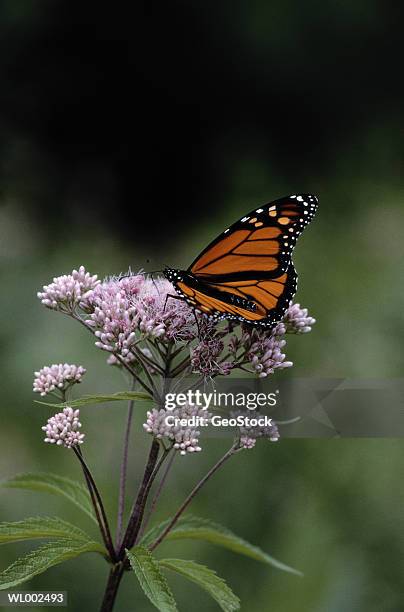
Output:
[117,267,163,281]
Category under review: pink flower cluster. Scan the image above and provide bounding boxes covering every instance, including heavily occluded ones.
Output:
[143,403,212,455]
[246,330,293,378]
[229,322,293,378]
[232,410,280,449]
[37,267,200,363]
[33,364,86,396]
[284,302,316,333]
[84,274,146,356]
[86,274,196,361]
[42,407,85,448]
[37,266,100,312]
[84,275,197,356]
[191,328,233,377]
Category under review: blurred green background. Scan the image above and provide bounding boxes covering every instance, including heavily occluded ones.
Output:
[1,2,404,611]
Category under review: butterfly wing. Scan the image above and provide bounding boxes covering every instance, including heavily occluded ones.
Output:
[189,194,317,280]
[167,194,318,327]
[175,265,297,326]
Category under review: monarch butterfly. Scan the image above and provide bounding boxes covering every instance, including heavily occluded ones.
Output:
[164,194,318,328]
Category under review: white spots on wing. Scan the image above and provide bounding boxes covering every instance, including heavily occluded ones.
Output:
[190,194,318,328]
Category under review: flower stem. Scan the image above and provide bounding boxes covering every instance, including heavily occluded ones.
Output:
[76,454,107,549]
[100,562,125,612]
[100,405,168,610]
[73,447,116,562]
[149,443,239,552]
[115,381,136,550]
[138,450,176,540]
[132,344,165,375]
[131,447,171,547]
[118,439,160,555]
[169,355,191,378]
[115,354,156,397]
[131,348,158,393]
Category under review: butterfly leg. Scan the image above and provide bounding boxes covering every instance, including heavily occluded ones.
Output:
[163,293,185,313]
[193,309,202,337]
[163,294,202,338]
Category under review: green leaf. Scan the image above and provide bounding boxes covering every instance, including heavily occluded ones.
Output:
[35,391,152,409]
[0,539,106,590]
[160,559,240,612]
[141,515,302,576]
[127,547,178,612]
[0,517,90,545]
[1,473,96,523]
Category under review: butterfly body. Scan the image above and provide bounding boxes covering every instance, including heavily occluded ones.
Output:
[164,194,318,328]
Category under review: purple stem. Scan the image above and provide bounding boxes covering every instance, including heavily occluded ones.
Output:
[137,450,176,540]
[100,563,125,612]
[115,384,136,550]
[118,439,161,556]
[73,447,116,562]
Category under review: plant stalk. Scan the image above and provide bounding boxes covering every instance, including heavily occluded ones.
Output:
[100,562,125,612]
[118,439,160,555]
[73,447,116,562]
[115,382,136,549]
[138,450,176,540]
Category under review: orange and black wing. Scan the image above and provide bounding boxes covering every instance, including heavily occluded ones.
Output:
[175,266,297,327]
[188,194,318,280]
[165,194,318,327]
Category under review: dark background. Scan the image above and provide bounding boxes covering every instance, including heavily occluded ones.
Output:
[1,2,404,611]
[1,1,404,250]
